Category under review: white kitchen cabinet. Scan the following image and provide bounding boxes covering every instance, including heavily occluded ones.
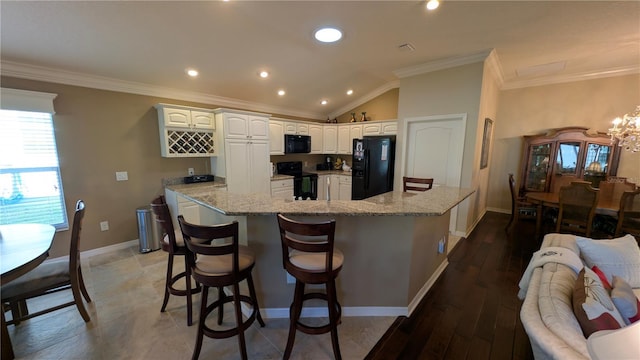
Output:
[337,124,351,154]
[178,195,201,224]
[309,124,323,154]
[269,120,285,155]
[317,175,328,200]
[216,109,269,140]
[323,125,338,154]
[329,175,340,201]
[155,104,216,158]
[362,121,397,136]
[271,179,294,199]
[283,121,309,135]
[338,175,352,200]
[350,124,363,141]
[224,139,271,194]
[156,104,215,130]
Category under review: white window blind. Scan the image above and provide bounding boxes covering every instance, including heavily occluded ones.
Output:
[0,109,68,229]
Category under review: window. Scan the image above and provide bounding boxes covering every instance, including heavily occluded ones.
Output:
[0,88,67,229]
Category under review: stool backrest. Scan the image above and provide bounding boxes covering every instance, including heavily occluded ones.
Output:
[277,214,336,274]
[178,215,241,274]
[151,195,180,252]
[403,176,433,192]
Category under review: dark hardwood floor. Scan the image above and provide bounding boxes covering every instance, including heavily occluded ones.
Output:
[366,211,541,360]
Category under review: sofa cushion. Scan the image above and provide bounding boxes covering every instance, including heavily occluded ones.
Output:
[538,262,588,356]
[576,235,640,288]
[573,267,626,337]
[591,265,612,291]
[610,275,640,325]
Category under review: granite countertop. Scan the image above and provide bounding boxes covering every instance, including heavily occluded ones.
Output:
[166,182,474,217]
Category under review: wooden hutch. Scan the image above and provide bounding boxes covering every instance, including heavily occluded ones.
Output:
[519,127,620,196]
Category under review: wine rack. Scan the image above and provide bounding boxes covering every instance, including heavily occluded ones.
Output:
[165,129,214,157]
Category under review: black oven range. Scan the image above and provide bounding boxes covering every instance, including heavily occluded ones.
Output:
[276,161,318,200]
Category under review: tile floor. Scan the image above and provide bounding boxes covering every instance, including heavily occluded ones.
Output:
[6,244,394,359]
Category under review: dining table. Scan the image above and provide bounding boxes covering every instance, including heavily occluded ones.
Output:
[525,191,620,239]
[0,223,56,360]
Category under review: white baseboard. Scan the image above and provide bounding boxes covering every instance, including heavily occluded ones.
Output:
[261,306,409,319]
[407,259,449,316]
[82,239,139,258]
[487,207,510,214]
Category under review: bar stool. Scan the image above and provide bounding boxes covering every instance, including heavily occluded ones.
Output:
[276,214,343,360]
[150,196,201,326]
[178,215,265,360]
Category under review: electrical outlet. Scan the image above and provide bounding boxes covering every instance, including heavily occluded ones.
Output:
[286,272,295,284]
[115,171,128,181]
[100,221,109,231]
[438,237,446,254]
[188,168,194,176]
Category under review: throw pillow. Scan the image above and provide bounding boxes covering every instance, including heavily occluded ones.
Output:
[610,275,640,325]
[576,235,640,288]
[591,266,612,291]
[572,267,626,337]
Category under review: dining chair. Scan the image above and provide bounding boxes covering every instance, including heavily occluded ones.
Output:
[403,176,434,192]
[277,214,343,360]
[1,200,91,325]
[506,173,537,231]
[556,182,599,237]
[150,195,201,326]
[615,189,640,240]
[599,179,637,202]
[178,215,264,360]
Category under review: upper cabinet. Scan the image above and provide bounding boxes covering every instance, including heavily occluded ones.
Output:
[269,120,285,155]
[309,124,323,154]
[323,125,338,154]
[284,121,309,135]
[155,103,215,157]
[216,109,269,140]
[362,121,397,136]
[519,127,620,195]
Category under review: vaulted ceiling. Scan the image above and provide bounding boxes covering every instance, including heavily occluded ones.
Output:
[2,1,639,119]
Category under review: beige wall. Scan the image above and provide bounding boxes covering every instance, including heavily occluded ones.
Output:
[488,74,640,212]
[1,76,275,257]
[335,88,399,123]
[396,62,485,235]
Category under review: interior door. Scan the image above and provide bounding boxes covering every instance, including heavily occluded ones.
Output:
[404,115,466,233]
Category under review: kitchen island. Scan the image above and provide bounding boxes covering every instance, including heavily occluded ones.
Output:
[165,183,474,318]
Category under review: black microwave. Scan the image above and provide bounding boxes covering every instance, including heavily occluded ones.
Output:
[284,134,311,153]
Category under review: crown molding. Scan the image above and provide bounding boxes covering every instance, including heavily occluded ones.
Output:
[501,64,640,90]
[327,80,400,119]
[393,49,493,79]
[484,49,505,88]
[0,61,325,120]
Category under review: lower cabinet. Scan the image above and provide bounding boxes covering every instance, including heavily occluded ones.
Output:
[337,174,352,200]
[271,179,294,199]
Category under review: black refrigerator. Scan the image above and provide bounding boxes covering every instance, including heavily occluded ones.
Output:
[351,136,396,200]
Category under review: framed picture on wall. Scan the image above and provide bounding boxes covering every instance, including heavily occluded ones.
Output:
[480,118,493,169]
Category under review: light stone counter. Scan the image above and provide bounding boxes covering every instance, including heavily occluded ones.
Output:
[164,182,474,318]
[166,182,474,217]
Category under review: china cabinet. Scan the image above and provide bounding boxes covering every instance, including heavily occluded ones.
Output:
[519,127,620,195]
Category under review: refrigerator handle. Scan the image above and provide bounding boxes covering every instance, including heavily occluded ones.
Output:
[364,149,370,190]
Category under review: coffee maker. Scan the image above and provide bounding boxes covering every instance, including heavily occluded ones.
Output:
[325,156,333,170]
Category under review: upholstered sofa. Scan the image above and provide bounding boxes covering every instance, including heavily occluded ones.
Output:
[519,233,640,359]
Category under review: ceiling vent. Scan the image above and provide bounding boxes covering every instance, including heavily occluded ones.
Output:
[398,43,416,52]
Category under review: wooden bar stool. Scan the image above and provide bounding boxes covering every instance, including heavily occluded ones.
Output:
[402,176,433,192]
[277,214,343,360]
[178,215,265,360]
[150,196,201,326]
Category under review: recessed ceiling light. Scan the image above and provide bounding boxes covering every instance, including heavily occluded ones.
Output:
[321,100,328,105]
[278,90,286,96]
[186,69,199,77]
[314,27,342,43]
[259,71,269,78]
[346,89,354,95]
[426,0,439,10]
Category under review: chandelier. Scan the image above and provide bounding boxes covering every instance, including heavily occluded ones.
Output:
[608,105,640,152]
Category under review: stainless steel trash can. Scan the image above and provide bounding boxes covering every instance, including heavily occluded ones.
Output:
[136,206,161,253]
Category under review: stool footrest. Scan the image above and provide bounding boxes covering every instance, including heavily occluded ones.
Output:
[291,291,342,335]
[167,271,201,297]
[201,294,259,339]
